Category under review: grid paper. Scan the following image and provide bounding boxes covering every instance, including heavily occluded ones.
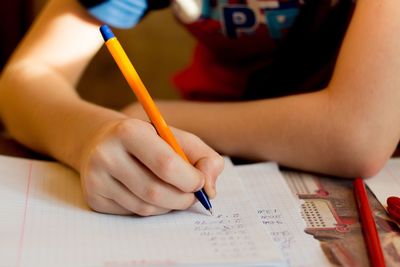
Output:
[0,155,283,267]
[236,162,330,267]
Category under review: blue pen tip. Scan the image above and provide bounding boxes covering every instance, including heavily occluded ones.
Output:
[100,25,115,41]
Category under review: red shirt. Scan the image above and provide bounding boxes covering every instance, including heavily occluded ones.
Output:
[173,0,355,100]
[80,0,355,100]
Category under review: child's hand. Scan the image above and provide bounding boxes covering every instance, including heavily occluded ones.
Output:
[80,118,224,216]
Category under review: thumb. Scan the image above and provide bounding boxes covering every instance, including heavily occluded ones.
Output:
[194,155,224,199]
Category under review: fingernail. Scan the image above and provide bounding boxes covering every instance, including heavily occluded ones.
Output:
[207,180,216,199]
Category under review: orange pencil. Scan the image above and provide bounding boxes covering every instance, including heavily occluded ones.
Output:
[99,25,213,215]
[354,178,385,267]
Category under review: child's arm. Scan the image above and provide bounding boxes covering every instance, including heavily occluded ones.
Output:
[125,0,400,178]
[0,0,223,215]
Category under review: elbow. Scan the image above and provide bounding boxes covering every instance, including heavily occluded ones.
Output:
[349,154,387,179]
[334,124,396,178]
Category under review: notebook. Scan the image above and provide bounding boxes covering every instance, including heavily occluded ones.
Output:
[0,155,284,267]
[235,162,330,267]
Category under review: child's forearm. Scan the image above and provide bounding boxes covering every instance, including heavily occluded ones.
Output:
[0,62,125,170]
[146,0,400,178]
[0,0,121,170]
[135,90,397,178]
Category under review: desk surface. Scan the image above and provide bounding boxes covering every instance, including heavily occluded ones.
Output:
[280,168,400,267]
[1,132,399,267]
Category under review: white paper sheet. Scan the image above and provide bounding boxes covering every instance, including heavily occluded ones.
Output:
[236,162,330,267]
[0,155,283,267]
[365,158,400,208]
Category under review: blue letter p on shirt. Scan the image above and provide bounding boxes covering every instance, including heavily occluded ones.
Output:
[222,6,257,38]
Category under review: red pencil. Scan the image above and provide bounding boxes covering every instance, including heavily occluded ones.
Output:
[354,177,386,267]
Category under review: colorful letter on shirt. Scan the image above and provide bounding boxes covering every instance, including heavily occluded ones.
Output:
[222,5,257,38]
[264,8,299,39]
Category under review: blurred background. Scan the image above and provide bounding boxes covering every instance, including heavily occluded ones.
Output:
[1,0,195,110]
[77,7,196,109]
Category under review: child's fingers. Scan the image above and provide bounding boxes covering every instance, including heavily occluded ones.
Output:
[82,118,222,215]
[194,155,225,199]
[83,169,172,216]
[171,128,219,164]
[119,120,205,193]
[84,192,132,215]
[172,128,224,197]
[87,191,169,216]
[105,152,196,211]
[106,177,171,216]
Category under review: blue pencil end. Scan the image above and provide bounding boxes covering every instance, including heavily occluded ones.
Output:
[100,25,115,41]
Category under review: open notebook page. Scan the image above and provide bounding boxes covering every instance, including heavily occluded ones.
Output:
[235,162,330,267]
[365,158,400,208]
[0,155,283,267]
